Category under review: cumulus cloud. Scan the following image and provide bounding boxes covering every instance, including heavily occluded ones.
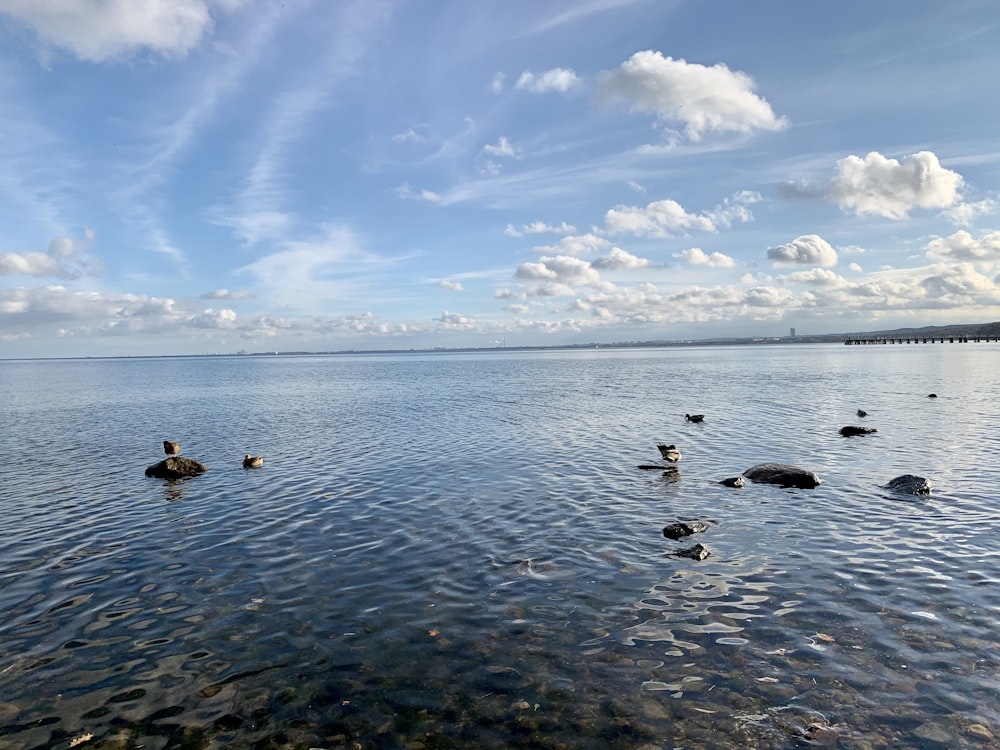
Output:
[0,229,99,278]
[674,247,736,268]
[200,288,254,300]
[828,151,963,219]
[595,50,788,141]
[515,67,581,93]
[439,279,464,292]
[925,230,1000,261]
[778,268,843,286]
[768,235,838,267]
[944,198,998,226]
[605,198,715,237]
[532,233,610,257]
[591,248,653,270]
[436,310,477,330]
[504,220,576,237]
[515,255,602,286]
[0,0,241,63]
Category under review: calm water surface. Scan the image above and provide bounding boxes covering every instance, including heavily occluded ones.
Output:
[1,344,998,749]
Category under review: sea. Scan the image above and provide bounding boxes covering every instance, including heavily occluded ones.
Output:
[1,343,998,750]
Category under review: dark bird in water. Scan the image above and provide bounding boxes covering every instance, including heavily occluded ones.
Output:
[856,409,868,417]
[927,393,938,398]
[685,413,705,423]
[163,440,180,456]
[243,453,264,468]
[657,443,682,462]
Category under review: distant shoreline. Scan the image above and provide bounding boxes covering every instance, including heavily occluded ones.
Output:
[6,321,1000,361]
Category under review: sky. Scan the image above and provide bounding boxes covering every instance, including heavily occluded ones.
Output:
[1,0,1000,357]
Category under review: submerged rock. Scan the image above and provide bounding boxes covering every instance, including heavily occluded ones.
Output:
[885,474,932,495]
[720,476,746,488]
[743,462,821,489]
[663,520,709,540]
[840,425,878,437]
[145,456,207,479]
[671,543,710,560]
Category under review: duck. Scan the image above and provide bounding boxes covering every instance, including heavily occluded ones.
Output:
[685,413,705,423]
[163,440,180,456]
[243,453,264,468]
[657,443,682,462]
[856,409,868,418]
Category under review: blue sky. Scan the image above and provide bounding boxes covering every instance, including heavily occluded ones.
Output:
[1,0,999,357]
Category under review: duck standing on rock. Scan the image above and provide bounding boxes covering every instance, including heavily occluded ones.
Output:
[243,453,264,468]
[163,440,180,456]
[685,413,705,423]
[657,443,682,462]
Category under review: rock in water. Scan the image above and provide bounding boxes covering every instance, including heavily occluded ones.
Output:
[663,521,709,539]
[885,474,932,495]
[672,543,710,560]
[145,456,208,479]
[840,425,878,437]
[743,463,821,489]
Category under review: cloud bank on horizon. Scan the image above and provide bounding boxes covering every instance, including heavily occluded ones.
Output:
[1,0,999,356]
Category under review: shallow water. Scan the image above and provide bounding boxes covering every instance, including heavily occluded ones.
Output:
[1,344,998,749]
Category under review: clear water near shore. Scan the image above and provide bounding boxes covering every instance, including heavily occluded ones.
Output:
[1,344,998,749]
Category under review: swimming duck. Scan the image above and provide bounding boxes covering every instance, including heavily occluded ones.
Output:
[657,443,682,462]
[856,409,868,417]
[243,453,264,468]
[163,440,180,456]
[685,413,705,423]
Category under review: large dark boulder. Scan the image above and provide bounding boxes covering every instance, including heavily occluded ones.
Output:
[885,474,932,495]
[663,520,709,540]
[743,462,821,489]
[840,425,878,437]
[671,543,710,560]
[145,456,208,479]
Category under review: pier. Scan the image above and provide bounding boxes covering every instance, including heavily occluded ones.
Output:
[844,334,1000,345]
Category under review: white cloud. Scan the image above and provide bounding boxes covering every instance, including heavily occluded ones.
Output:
[674,247,736,268]
[200,288,254,300]
[605,198,715,237]
[925,230,1000,261]
[848,262,863,273]
[483,136,519,158]
[768,235,838,267]
[0,229,99,277]
[591,247,653,270]
[0,0,242,63]
[515,67,581,93]
[490,72,506,93]
[504,220,576,237]
[779,268,843,286]
[532,233,610,257]
[0,251,65,277]
[439,279,464,292]
[828,151,963,219]
[394,184,442,202]
[595,50,788,141]
[944,198,998,226]
[515,254,602,286]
